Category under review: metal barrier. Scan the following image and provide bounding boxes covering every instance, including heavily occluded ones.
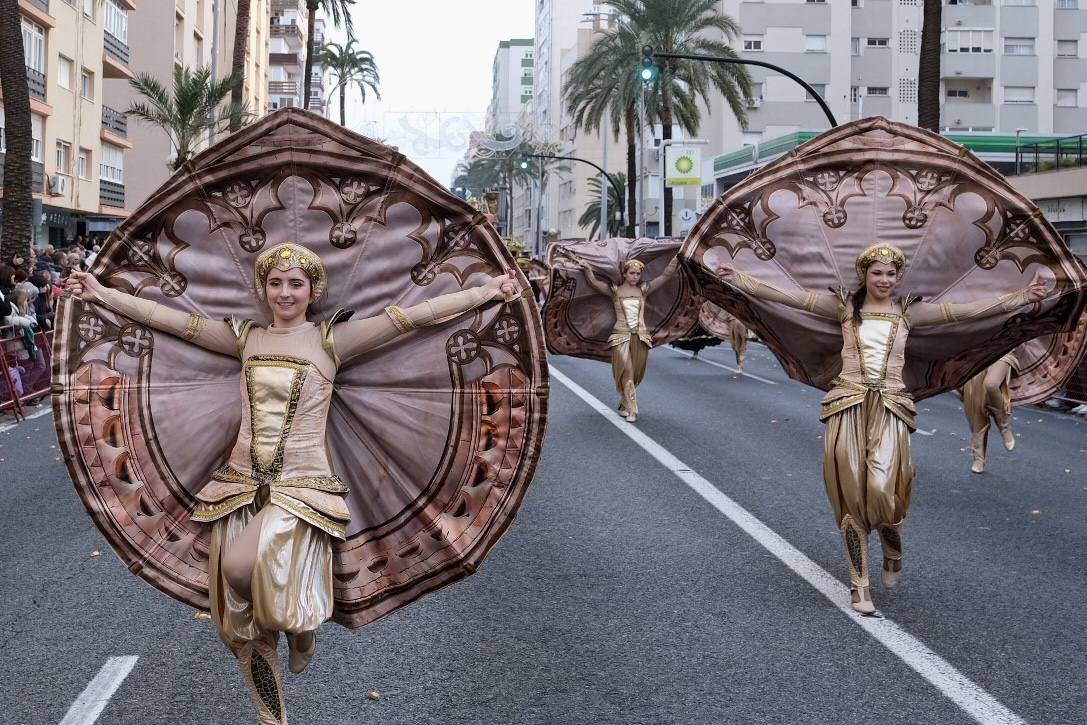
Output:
[1015,133,1087,175]
[1,326,54,421]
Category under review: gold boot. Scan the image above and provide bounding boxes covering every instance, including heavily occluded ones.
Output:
[840,516,875,615]
[878,521,903,589]
[239,640,288,725]
[970,425,989,474]
[993,409,1015,451]
[623,380,638,422]
[287,631,316,675]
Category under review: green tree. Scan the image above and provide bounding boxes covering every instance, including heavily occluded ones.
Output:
[0,0,34,263]
[917,0,942,132]
[303,0,356,110]
[127,66,250,171]
[578,172,627,239]
[608,0,751,236]
[315,39,380,126]
[228,0,252,132]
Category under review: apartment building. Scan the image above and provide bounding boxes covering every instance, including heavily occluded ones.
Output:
[0,0,135,246]
[268,0,308,112]
[486,38,535,133]
[214,0,271,121]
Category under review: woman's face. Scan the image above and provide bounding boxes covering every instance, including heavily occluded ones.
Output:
[865,262,899,301]
[623,266,643,285]
[265,267,312,322]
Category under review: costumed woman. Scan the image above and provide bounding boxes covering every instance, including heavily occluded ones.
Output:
[716,244,1047,614]
[961,352,1020,474]
[65,248,520,722]
[578,256,679,421]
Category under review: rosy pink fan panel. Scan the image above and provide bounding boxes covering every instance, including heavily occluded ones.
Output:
[51,109,549,629]
[682,117,1087,400]
[542,237,700,361]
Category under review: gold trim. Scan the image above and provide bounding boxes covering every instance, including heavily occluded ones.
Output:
[191,492,256,521]
[270,492,346,539]
[803,292,818,312]
[182,313,204,341]
[385,305,415,333]
[211,464,349,493]
[244,356,309,480]
[942,303,954,323]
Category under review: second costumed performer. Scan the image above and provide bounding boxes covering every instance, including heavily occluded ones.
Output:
[716,245,1047,613]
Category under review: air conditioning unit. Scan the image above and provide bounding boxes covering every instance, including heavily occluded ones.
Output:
[47,174,66,196]
[748,96,763,108]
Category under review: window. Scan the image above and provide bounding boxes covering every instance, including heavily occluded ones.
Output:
[80,69,93,99]
[1003,86,1034,104]
[742,36,763,52]
[78,149,90,179]
[867,37,889,48]
[852,0,862,5]
[1057,40,1078,57]
[100,143,124,183]
[1003,37,1035,55]
[194,34,203,62]
[55,141,71,175]
[1056,0,1078,7]
[805,84,826,101]
[851,37,860,55]
[1004,0,1035,5]
[805,35,827,52]
[21,19,45,73]
[947,88,970,99]
[806,0,826,3]
[31,114,43,162]
[944,30,993,53]
[57,56,73,89]
[83,0,94,19]
[850,86,859,103]
[866,86,889,96]
[1056,89,1078,107]
[104,0,128,42]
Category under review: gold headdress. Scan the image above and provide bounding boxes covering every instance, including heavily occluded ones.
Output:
[623,259,646,272]
[855,243,905,282]
[254,243,327,302]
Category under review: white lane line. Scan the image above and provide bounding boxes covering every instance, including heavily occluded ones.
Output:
[668,348,778,385]
[59,656,139,725]
[549,365,1025,725]
[0,405,53,434]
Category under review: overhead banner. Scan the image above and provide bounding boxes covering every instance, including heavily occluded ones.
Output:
[666,146,702,187]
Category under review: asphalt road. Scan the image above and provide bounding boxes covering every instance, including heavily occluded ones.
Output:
[1,341,1084,725]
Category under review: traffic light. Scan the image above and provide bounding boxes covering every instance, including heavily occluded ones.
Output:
[519,159,529,170]
[640,45,657,82]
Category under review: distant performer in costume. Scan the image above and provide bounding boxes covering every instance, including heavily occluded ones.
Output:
[578,256,679,421]
[961,352,1020,474]
[717,244,1047,614]
[66,248,520,722]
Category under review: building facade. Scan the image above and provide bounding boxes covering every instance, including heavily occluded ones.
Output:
[215,0,271,121]
[268,0,308,112]
[1,0,137,246]
[486,38,534,133]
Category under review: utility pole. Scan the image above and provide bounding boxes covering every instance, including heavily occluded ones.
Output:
[209,0,221,144]
[599,132,608,239]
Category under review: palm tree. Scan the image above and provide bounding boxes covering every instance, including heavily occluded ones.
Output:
[564,23,644,237]
[315,39,379,126]
[127,66,250,172]
[228,0,251,132]
[608,0,752,236]
[578,172,627,240]
[917,0,942,132]
[303,0,356,110]
[0,0,34,264]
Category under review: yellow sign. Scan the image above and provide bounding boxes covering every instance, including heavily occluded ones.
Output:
[666,146,702,187]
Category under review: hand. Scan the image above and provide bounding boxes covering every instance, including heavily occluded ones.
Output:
[481,270,523,302]
[1023,271,1047,303]
[63,270,105,302]
[715,264,736,284]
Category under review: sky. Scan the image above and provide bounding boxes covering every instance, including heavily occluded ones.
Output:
[325,1,536,186]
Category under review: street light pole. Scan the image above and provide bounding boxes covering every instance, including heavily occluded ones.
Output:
[524,153,626,241]
[658,138,708,239]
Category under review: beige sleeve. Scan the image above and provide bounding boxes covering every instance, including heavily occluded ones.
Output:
[727,269,841,320]
[909,290,1030,327]
[581,267,614,296]
[94,286,240,357]
[334,287,492,364]
[645,256,680,294]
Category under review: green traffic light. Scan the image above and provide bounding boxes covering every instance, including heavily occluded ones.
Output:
[519,160,529,169]
[640,66,655,81]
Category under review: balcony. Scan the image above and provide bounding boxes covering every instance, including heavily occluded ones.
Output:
[941,52,995,79]
[26,67,46,102]
[270,0,299,12]
[100,180,125,208]
[941,101,995,130]
[0,159,45,193]
[309,74,323,90]
[101,106,127,137]
[270,52,302,70]
[27,0,49,12]
[268,80,299,95]
[270,21,304,46]
[103,31,134,79]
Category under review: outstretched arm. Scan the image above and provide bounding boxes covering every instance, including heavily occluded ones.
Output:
[65,270,240,357]
[334,271,521,364]
[579,264,614,297]
[909,272,1046,327]
[645,256,681,295]
[715,264,840,320]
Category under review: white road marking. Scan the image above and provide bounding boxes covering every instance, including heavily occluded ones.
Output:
[58,656,139,725]
[549,365,1025,725]
[668,348,778,385]
[0,405,53,434]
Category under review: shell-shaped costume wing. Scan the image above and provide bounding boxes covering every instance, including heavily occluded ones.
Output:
[699,301,739,341]
[52,109,548,628]
[1008,312,1087,405]
[542,237,700,361]
[682,117,1087,400]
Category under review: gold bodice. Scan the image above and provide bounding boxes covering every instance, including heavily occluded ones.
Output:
[620,297,642,332]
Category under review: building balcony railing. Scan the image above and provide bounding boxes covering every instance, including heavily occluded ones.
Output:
[100,180,125,208]
[1015,133,1087,175]
[0,158,44,192]
[26,67,46,102]
[270,52,302,68]
[269,80,299,95]
[101,106,128,137]
[270,22,304,43]
[104,30,131,66]
[270,0,299,12]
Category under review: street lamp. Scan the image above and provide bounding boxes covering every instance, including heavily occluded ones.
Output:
[523,153,627,242]
[1015,127,1028,175]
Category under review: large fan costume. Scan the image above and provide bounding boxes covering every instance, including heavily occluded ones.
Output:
[543,237,700,420]
[52,109,548,723]
[699,301,749,371]
[683,117,1087,613]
